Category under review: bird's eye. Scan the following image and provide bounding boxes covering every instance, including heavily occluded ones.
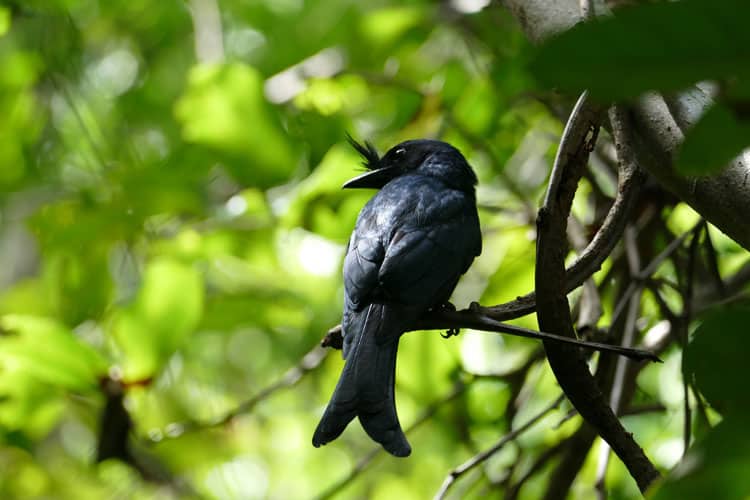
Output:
[395,148,406,156]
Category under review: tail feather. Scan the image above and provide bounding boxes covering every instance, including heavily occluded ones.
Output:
[312,304,411,457]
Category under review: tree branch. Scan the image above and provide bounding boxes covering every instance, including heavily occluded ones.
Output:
[500,0,750,251]
[543,423,598,500]
[480,106,647,321]
[628,93,750,250]
[534,91,660,493]
[322,311,660,362]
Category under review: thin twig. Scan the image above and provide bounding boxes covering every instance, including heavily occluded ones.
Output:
[428,311,659,362]
[50,73,109,170]
[435,394,565,500]
[145,345,328,442]
[608,221,702,330]
[595,226,643,499]
[681,224,702,457]
[646,281,678,324]
[620,404,667,417]
[505,442,565,500]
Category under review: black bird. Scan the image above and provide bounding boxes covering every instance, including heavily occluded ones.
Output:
[312,137,482,457]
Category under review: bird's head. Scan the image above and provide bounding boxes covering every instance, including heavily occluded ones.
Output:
[343,136,477,192]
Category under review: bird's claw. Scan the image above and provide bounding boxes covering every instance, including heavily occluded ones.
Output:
[435,302,460,338]
[441,327,460,339]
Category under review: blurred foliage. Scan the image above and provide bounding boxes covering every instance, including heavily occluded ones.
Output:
[677,103,750,176]
[656,305,750,499]
[531,0,750,177]
[530,0,750,100]
[0,0,747,499]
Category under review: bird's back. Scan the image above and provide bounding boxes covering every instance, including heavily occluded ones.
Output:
[345,173,481,314]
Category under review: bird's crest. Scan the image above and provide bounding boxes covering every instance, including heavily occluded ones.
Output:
[346,133,380,170]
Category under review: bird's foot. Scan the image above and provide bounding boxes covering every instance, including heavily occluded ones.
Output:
[435,302,460,338]
[441,327,460,339]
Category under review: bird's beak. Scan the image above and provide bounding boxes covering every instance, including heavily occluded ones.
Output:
[342,166,400,189]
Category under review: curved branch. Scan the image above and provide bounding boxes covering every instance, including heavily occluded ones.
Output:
[534,93,659,492]
[481,111,646,321]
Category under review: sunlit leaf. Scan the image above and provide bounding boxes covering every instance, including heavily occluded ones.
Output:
[42,248,112,325]
[0,368,65,437]
[111,257,204,380]
[359,6,426,48]
[0,315,107,392]
[466,379,510,423]
[174,63,299,187]
[282,142,371,242]
[0,7,10,37]
[453,78,498,135]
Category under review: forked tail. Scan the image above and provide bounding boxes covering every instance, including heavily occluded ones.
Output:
[312,303,411,457]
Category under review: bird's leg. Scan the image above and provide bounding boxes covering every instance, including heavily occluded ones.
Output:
[439,301,484,338]
[435,302,460,338]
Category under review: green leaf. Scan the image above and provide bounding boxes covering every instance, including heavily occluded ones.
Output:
[531,0,750,99]
[174,63,299,188]
[453,78,498,135]
[466,379,510,423]
[684,304,750,416]
[0,315,107,392]
[282,142,370,242]
[0,7,10,37]
[654,417,750,500]
[677,104,750,176]
[358,6,426,48]
[42,247,112,326]
[111,257,204,381]
[0,368,65,436]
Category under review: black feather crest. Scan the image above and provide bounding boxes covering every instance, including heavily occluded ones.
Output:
[346,133,380,170]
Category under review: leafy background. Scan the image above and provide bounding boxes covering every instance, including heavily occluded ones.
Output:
[0,0,748,499]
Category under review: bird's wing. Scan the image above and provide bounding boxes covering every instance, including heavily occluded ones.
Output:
[343,228,384,310]
[378,188,481,309]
